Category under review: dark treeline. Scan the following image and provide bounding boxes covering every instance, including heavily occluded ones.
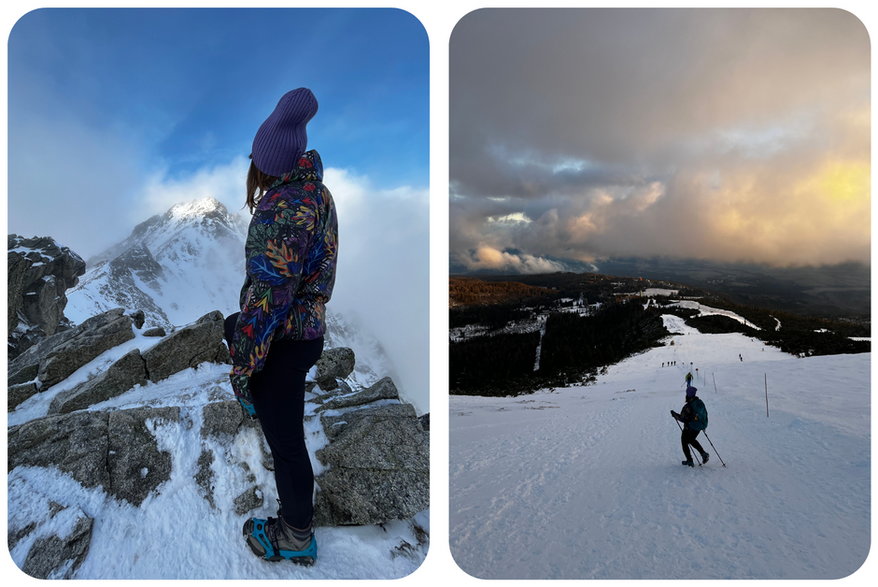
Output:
[450,331,541,395]
[450,303,543,330]
[450,301,669,396]
[663,303,870,357]
[450,276,552,307]
[538,302,668,384]
[684,314,753,335]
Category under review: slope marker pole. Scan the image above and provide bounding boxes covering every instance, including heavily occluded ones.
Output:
[764,373,769,418]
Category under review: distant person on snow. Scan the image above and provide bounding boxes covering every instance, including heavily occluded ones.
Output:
[224,88,338,565]
[671,386,710,467]
[685,371,693,386]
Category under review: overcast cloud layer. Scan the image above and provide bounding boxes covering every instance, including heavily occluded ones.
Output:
[450,8,870,271]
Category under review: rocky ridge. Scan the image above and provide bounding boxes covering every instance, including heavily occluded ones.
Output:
[7,233,428,579]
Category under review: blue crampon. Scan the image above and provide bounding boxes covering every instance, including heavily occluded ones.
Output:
[243,517,317,565]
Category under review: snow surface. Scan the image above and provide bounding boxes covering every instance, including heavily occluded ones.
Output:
[450,315,870,579]
[8,324,427,579]
[671,300,763,330]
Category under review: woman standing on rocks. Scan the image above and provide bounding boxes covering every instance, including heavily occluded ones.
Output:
[224,87,338,565]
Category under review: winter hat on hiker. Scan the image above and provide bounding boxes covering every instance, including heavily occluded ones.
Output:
[686,385,697,398]
[251,88,318,176]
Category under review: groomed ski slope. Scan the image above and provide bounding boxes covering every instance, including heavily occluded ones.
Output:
[450,315,869,579]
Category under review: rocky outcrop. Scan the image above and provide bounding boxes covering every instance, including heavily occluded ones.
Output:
[141,311,229,381]
[315,402,429,526]
[14,502,93,579]
[7,235,86,358]
[8,411,110,489]
[196,400,263,515]
[8,406,180,506]
[8,405,179,578]
[314,347,356,390]
[106,407,179,506]
[8,382,40,411]
[193,352,429,527]
[8,331,429,575]
[312,360,430,526]
[109,244,163,291]
[8,308,135,393]
[13,310,230,414]
[48,349,148,414]
[201,399,254,438]
[315,376,401,412]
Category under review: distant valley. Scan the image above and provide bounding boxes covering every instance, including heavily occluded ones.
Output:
[452,256,870,320]
[449,271,870,397]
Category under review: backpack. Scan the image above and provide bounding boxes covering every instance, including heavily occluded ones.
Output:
[691,398,708,431]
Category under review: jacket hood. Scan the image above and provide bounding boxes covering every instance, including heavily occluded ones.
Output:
[270,149,323,189]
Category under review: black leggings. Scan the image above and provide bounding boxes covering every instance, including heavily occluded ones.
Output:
[681,428,706,461]
[224,313,324,529]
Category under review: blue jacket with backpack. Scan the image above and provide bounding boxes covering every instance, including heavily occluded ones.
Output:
[680,396,708,431]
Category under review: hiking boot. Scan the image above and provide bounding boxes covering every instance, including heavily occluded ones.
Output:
[701,452,710,464]
[243,514,316,565]
[681,459,694,467]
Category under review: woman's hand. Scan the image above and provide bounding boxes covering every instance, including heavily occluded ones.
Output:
[230,373,257,418]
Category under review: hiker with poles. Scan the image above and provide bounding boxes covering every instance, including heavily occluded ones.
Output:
[671,385,710,467]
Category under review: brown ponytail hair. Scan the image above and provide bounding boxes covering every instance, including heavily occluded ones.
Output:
[246,155,279,213]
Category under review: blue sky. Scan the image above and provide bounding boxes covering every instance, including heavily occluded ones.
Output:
[7,7,430,407]
[8,7,429,254]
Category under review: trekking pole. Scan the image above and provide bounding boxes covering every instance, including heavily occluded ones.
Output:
[673,416,702,465]
[701,430,726,467]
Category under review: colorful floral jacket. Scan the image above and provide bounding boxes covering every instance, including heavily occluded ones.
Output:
[229,150,338,414]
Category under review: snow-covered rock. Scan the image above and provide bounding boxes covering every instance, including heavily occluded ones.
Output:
[8,308,136,400]
[8,327,429,579]
[7,234,86,358]
[316,402,429,526]
[314,346,356,390]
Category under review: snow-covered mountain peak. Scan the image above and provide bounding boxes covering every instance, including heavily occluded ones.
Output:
[166,196,227,221]
[66,197,392,392]
[68,198,247,329]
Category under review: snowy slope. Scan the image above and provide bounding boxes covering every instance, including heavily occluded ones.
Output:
[450,315,870,579]
[8,327,427,579]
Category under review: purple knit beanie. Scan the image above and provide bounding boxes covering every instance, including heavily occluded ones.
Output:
[686,385,697,399]
[251,88,318,176]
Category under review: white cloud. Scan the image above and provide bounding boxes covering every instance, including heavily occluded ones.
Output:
[7,111,147,257]
[487,212,533,225]
[322,167,429,410]
[135,156,251,221]
[457,245,567,274]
